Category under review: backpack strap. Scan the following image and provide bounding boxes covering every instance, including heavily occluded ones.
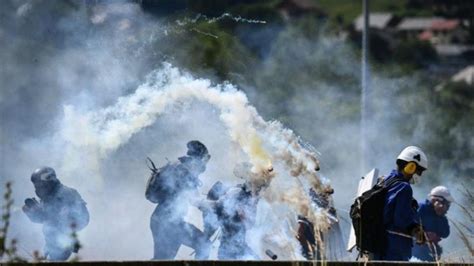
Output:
[387,230,412,239]
[382,177,405,189]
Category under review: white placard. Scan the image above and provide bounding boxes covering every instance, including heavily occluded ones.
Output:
[347,168,379,252]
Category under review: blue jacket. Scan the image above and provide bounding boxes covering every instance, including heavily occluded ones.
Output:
[382,170,418,261]
[412,199,450,261]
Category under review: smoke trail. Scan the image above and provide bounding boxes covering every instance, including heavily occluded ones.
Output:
[0,1,344,260]
[60,63,320,181]
[57,63,341,259]
[176,13,267,26]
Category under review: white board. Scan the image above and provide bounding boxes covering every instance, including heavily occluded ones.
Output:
[346,168,379,252]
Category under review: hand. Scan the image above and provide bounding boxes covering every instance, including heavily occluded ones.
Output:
[22,198,40,213]
[425,231,441,243]
[412,225,426,244]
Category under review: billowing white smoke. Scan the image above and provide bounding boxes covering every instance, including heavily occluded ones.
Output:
[57,63,343,260]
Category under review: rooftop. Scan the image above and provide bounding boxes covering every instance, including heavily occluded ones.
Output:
[397,17,460,31]
[354,13,394,31]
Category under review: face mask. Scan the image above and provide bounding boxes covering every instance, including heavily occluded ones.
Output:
[34,180,59,199]
[410,174,421,184]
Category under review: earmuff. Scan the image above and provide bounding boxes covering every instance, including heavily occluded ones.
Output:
[404,162,417,175]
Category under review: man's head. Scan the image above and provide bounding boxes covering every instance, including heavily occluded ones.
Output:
[30,167,60,199]
[429,186,453,216]
[184,140,210,175]
[396,146,428,181]
[187,140,210,162]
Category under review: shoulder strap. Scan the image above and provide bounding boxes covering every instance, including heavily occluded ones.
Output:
[383,177,404,189]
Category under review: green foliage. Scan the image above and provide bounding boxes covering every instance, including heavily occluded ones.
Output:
[188,0,281,20]
[394,40,438,69]
[316,0,363,26]
[228,0,282,22]
[317,0,406,26]
[1,182,27,263]
[155,18,257,81]
[422,81,474,179]
[1,182,13,259]
[190,23,254,78]
[317,0,435,26]
[450,187,474,258]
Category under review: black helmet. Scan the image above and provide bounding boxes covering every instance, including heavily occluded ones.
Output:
[31,167,57,183]
[186,140,210,161]
[31,167,60,198]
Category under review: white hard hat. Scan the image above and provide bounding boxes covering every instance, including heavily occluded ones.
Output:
[397,146,428,169]
[429,186,454,203]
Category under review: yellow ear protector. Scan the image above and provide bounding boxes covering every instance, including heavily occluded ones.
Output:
[404,162,417,175]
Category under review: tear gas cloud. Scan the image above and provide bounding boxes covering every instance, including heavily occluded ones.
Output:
[55,62,338,260]
[1,0,341,261]
[1,0,471,262]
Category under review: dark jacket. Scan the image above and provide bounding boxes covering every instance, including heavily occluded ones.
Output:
[24,184,89,261]
[382,170,418,261]
[412,199,450,261]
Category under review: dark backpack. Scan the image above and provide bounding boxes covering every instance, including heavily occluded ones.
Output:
[145,162,172,204]
[145,158,197,204]
[145,158,184,204]
[349,177,402,254]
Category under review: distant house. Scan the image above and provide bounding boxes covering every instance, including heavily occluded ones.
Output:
[452,65,474,85]
[397,17,467,44]
[353,13,398,31]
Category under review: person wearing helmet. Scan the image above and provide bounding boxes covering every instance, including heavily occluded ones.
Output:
[199,163,268,260]
[22,167,89,261]
[412,186,452,261]
[377,146,428,261]
[146,140,211,259]
[202,181,261,260]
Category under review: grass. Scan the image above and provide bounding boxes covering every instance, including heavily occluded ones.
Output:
[0,182,27,262]
[451,187,474,257]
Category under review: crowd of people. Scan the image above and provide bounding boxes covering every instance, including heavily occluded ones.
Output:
[22,142,452,262]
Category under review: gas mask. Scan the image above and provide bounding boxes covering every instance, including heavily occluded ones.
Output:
[31,167,60,199]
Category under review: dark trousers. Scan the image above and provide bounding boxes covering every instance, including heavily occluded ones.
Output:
[150,209,210,259]
[218,238,257,260]
[43,226,74,261]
